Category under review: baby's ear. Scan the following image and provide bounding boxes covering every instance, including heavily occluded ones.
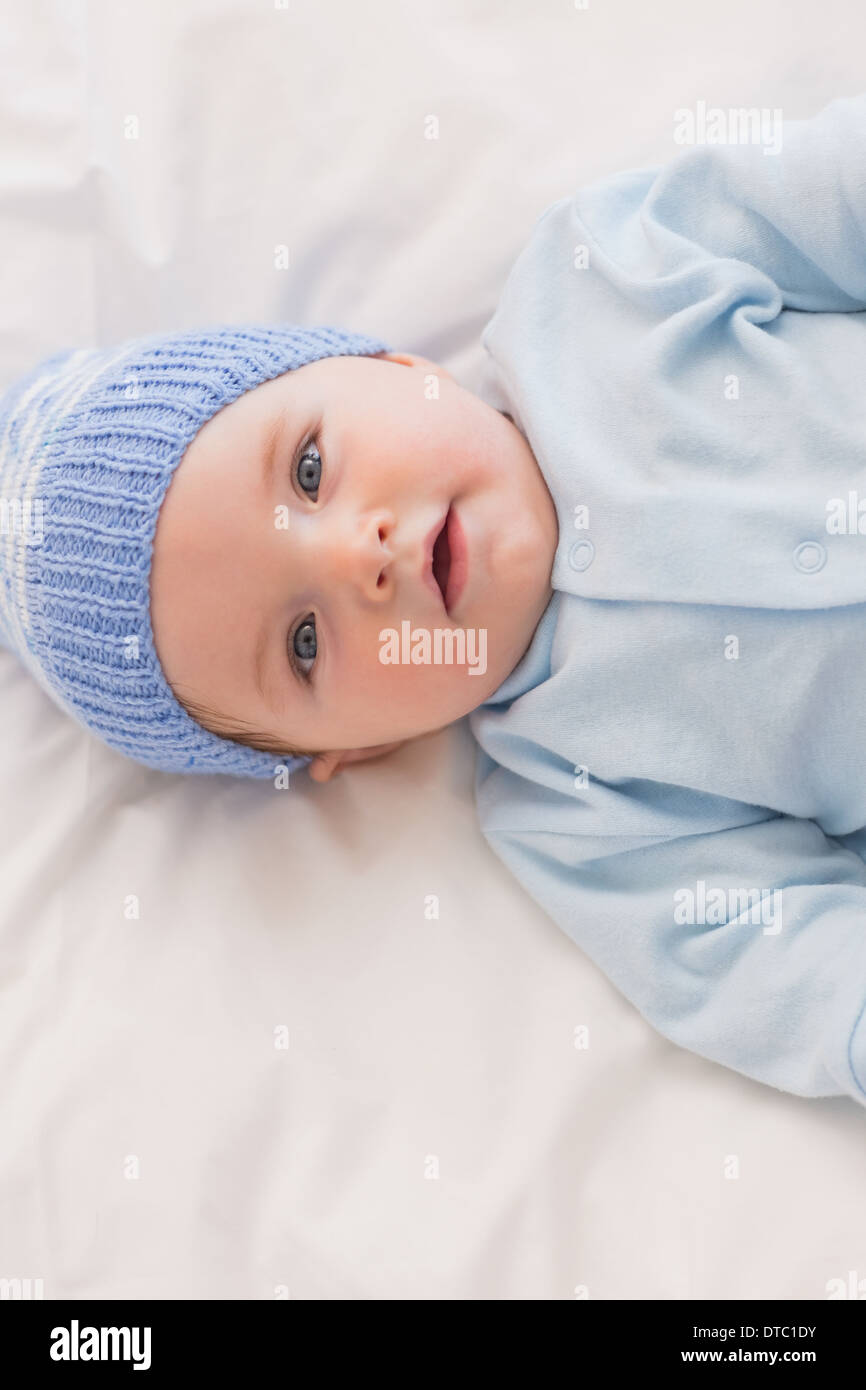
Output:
[307,741,407,783]
[373,350,453,383]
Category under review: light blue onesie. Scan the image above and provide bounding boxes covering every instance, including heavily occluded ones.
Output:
[470,93,866,1108]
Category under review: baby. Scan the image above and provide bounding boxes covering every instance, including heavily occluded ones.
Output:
[148,340,558,782]
[3,92,866,1110]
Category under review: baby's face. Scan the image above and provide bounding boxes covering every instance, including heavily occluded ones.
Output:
[150,351,558,767]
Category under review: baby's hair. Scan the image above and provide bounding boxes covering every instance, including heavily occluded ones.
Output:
[178,692,319,762]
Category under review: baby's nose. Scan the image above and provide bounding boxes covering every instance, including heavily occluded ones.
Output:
[320,511,396,599]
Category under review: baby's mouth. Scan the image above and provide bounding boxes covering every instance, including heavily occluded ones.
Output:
[432,507,452,605]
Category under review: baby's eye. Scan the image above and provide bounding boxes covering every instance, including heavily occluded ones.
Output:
[290,615,317,679]
[296,440,322,499]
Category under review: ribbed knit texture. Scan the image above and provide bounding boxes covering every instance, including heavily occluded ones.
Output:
[0,323,390,778]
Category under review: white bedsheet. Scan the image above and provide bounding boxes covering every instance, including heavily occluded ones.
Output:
[1,0,865,1300]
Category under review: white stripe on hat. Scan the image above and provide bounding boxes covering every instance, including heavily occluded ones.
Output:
[0,344,139,715]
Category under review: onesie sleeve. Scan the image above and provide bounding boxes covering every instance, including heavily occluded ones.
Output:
[574,92,866,312]
[482,812,866,1105]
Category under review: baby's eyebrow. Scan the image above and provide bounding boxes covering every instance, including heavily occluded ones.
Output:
[253,407,299,709]
[261,410,289,493]
[253,613,269,703]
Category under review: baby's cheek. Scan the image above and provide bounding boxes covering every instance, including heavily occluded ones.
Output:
[371,632,480,703]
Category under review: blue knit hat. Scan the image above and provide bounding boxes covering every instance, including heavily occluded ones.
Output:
[0,323,390,778]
